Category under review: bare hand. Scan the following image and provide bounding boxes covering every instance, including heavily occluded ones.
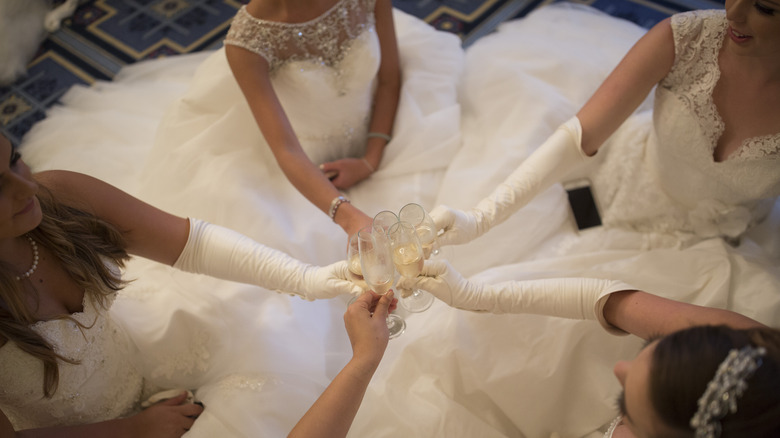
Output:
[320,158,373,190]
[344,291,393,364]
[131,392,204,438]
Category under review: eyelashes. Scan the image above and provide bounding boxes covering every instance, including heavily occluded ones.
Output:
[10,150,21,166]
[754,2,776,16]
[617,390,628,417]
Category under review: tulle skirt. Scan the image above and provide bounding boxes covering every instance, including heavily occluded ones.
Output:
[19,4,780,437]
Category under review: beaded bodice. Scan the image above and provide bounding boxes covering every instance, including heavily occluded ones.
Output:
[0,291,143,430]
[222,0,381,165]
[224,0,376,73]
[592,9,780,246]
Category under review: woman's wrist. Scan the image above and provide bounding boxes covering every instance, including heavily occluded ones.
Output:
[347,351,383,378]
[329,195,351,221]
[333,203,371,236]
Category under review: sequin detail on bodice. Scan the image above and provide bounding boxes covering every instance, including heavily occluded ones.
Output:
[223,0,381,165]
[224,0,375,73]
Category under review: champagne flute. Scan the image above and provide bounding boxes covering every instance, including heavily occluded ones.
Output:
[388,221,434,313]
[373,210,399,236]
[346,233,368,291]
[357,225,405,338]
[399,203,439,258]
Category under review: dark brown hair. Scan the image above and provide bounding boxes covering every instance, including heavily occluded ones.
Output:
[649,325,780,437]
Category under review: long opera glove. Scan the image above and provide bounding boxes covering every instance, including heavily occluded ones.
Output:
[174,218,363,300]
[397,260,633,335]
[431,116,592,246]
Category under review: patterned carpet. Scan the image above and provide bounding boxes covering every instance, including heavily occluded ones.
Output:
[1,0,724,145]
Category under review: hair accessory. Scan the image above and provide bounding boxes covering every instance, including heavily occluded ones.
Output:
[329,195,350,221]
[690,345,767,438]
[361,158,375,173]
[16,235,39,281]
[367,132,391,143]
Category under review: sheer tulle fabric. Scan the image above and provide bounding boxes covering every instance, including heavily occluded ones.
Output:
[13,4,780,438]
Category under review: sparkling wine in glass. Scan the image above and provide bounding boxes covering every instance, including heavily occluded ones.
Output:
[357,225,405,338]
[346,233,368,291]
[388,221,434,313]
[399,203,439,258]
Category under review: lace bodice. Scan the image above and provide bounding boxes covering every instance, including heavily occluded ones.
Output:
[224,0,375,73]
[592,10,780,246]
[0,292,143,430]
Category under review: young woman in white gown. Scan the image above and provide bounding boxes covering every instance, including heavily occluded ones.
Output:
[11,1,463,437]
[0,133,398,437]
[137,0,464,253]
[396,260,780,437]
[348,2,780,437]
[13,1,780,438]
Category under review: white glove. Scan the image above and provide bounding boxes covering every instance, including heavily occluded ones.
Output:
[432,116,592,246]
[397,260,633,335]
[173,219,363,300]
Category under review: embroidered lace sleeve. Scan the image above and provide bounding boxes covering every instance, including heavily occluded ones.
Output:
[223,0,375,72]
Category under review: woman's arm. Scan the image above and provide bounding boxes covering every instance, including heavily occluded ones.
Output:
[34,170,363,299]
[363,0,400,169]
[320,0,401,189]
[603,290,766,341]
[34,170,189,266]
[288,291,392,438]
[430,18,678,247]
[224,44,370,236]
[576,17,675,155]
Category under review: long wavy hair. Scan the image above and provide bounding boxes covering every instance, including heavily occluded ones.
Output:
[0,183,129,397]
[650,324,780,437]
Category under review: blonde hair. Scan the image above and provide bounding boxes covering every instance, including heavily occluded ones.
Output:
[0,184,129,397]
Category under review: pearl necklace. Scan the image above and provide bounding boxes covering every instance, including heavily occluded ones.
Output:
[16,235,39,281]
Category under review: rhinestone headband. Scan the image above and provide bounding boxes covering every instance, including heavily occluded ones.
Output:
[690,345,766,438]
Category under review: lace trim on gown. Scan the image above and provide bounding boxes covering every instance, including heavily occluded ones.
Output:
[662,10,780,161]
[0,291,144,429]
[224,0,375,73]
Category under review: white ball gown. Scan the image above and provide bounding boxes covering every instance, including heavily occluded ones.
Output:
[12,2,780,438]
[10,0,464,436]
[348,5,779,438]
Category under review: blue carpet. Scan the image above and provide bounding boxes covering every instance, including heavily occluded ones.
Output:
[1,0,724,145]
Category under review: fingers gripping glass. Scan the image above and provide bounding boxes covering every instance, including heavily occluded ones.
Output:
[355,225,405,338]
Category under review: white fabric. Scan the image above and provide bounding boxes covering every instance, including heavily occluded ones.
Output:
[397,259,633,335]
[12,5,463,437]
[0,293,144,429]
[175,218,363,300]
[433,116,590,246]
[12,3,780,438]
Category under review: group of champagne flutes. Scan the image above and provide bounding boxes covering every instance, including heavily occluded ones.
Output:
[346,203,439,338]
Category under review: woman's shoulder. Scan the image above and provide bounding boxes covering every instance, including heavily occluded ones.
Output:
[662,9,725,86]
[669,9,726,45]
[34,170,105,211]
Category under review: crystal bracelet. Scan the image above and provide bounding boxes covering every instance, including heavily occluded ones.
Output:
[329,195,350,220]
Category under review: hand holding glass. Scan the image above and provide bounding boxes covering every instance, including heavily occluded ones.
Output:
[356,225,405,338]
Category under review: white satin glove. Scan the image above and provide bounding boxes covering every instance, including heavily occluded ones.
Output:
[396,260,633,335]
[174,219,363,300]
[432,116,592,246]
